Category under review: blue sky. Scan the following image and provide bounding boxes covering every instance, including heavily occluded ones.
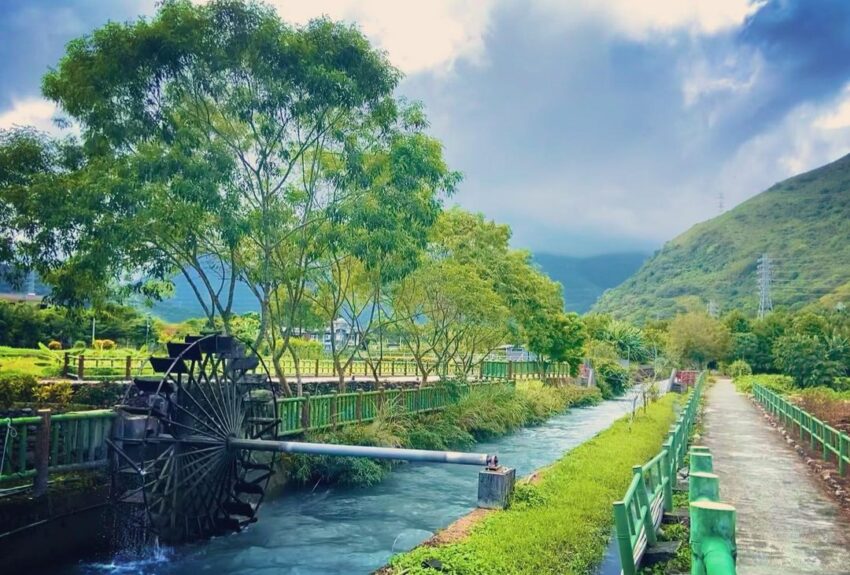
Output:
[3,0,850,256]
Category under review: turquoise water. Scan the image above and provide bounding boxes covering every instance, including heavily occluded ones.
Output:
[55,393,640,574]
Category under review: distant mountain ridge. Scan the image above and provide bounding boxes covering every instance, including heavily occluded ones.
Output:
[593,153,850,322]
[534,252,648,313]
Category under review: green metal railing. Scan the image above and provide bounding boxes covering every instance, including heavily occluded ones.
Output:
[1,382,509,486]
[54,353,570,382]
[274,383,486,435]
[479,360,570,380]
[613,371,706,575]
[753,384,850,477]
[0,410,115,483]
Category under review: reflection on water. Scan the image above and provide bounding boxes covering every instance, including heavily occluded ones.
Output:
[57,392,638,575]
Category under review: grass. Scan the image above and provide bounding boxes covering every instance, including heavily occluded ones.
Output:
[387,393,680,575]
[733,373,793,394]
[278,382,602,488]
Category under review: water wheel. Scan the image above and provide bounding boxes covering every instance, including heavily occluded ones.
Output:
[110,334,278,543]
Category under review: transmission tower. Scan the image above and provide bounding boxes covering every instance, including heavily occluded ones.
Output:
[757,253,773,319]
[716,191,725,214]
[707,299,719,318]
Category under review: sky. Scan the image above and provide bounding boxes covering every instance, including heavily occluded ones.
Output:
[3,0,850,256]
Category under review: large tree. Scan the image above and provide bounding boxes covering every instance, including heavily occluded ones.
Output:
[2,0,457,393]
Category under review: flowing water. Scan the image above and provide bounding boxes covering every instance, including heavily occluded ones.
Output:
[53,392,641,575]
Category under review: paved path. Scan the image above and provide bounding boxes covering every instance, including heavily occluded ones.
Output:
[702,378,850,575]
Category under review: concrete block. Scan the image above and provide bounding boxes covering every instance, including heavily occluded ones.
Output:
[477,466,516,509]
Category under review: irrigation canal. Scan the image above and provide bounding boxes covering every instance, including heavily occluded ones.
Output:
[50,390,645,575]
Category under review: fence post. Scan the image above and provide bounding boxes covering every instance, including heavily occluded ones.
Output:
[33,409,52,497]
[315,359,320,377]
[356,391,363,422]
[77,354,85,380]
[507,361,513,380]
[633,466,657,545]
[613,502,637,575]
[63,352,70,378]
[840,433,848,477]
[330,391,338,426]
[391,360,395,377]
[301,393,311,430]
[124,355,132,380]
[661,446,674,511]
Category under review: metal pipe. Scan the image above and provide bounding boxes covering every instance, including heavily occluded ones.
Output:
[228,437,494,467]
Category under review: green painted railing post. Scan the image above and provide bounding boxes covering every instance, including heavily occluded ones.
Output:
[690,501,737,575]
[840,433,848,477]
[301,393,311,430]
[662,445,674,511]
[32,409,51,497]
[690,452,714,474]
[633,466,658,545]
[613,501,638,575]
[689,471,720,503]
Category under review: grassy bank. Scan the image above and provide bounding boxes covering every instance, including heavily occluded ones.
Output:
[387,393,679,575]
[278,382,602,488]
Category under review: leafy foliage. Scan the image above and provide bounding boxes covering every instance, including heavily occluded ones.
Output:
[667,312,731,368]
[279,382,601,487]
[733,374,793,394]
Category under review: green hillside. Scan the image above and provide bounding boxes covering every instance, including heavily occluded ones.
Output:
[593,153,850,322]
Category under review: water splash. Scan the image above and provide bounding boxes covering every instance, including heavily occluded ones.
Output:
[85,537,172,574]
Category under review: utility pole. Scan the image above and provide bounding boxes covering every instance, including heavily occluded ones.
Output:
[716,191,724,214]
[757,253,773,319]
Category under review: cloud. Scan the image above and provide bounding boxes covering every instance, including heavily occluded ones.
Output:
[265,0,496,75]
[0,98,58,132]
[530,0,766,39]
[814,85,850,130]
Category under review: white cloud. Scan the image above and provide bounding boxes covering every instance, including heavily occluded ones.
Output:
[0,98,59,132]
[681,52,762,109]
[534,0,766,39]
[264,1,495,75]
[814,85,850,130]
[715,95,850,210]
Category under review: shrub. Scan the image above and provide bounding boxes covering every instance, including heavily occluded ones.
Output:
[73,382,125,407]
[47,340,63,350]
[596,360,629,397]
[94,339,117,351]
[734,374,793,394]
[727,359,752,377]
[794,386,850,428]
[35,381,73,406]
[72,340,87,350]
[0,374,39,409]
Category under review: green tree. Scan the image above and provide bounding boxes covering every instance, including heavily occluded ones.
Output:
[667,312,731,368]
[773,333,841,388]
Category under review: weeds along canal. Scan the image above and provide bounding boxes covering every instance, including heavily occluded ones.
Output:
[54,391,640,575]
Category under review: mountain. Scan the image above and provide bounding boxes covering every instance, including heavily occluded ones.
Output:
[534,252,648,313]
[593,153,850,322]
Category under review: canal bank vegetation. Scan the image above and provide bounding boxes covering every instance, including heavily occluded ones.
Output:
[387,393,679,574]
[278,382,601,488]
